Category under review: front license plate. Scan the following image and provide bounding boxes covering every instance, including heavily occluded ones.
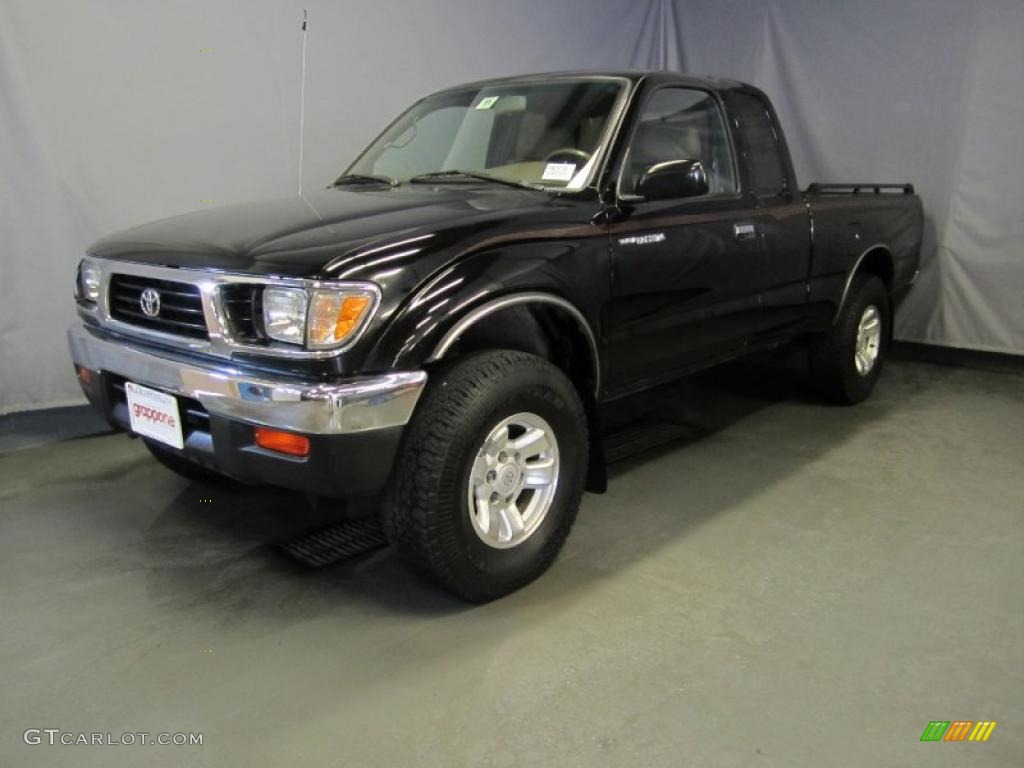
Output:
[125,381,184,450]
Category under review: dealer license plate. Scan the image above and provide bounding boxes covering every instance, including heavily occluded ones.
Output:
[125,381,184,450]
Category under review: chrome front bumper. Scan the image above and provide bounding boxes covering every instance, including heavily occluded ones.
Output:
[68,323,427,435]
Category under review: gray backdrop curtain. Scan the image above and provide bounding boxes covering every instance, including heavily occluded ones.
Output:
[2,0,1021,413]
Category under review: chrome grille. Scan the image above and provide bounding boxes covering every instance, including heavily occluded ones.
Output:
[79,258,378,359]
[108,274,208,339]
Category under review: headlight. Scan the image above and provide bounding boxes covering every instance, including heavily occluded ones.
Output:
[77,259,102,303]
[261,285,376,349]
[262,287,308,344]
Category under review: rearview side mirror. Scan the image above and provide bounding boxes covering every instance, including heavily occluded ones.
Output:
[635,159,709,201]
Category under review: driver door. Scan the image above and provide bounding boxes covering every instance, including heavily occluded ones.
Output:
[605,86,767,395]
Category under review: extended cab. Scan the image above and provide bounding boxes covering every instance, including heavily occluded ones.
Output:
[69,72,923,600]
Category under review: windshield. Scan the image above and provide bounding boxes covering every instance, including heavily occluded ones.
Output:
[344,78,627,190]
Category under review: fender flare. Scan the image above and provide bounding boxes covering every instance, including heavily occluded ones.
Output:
[427,291,601,396]
[833,243,893,323]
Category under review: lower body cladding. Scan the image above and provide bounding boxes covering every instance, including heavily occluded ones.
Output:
[67,323,427,498]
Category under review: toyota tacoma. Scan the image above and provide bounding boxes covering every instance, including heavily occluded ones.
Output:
[69,71,923,601]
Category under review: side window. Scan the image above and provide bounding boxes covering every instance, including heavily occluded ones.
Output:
[726,92,787,196]
[622,88,737,196]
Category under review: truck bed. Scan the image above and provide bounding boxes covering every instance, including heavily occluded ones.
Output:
[804,181,924,322]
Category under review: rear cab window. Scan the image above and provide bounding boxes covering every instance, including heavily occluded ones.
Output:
[725,91,788,197]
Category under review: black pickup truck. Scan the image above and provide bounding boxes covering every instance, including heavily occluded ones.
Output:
[69,71,922,600]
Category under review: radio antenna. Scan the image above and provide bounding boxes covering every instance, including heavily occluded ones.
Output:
[297,8,308,195]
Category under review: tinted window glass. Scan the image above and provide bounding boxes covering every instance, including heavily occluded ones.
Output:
[622,88,736,196]
[348,79,624,189]
[727,92,787,195]
[372,107,465,179]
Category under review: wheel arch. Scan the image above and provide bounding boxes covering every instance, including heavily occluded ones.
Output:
[428,292,600,395]
[833,244,895,324]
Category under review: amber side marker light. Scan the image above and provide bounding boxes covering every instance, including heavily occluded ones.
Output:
[254,427,310,457]
[75,365,93,385]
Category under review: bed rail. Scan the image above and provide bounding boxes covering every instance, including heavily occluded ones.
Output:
[806,182,915,196]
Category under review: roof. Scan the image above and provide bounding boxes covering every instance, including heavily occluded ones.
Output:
[434,70,751,94]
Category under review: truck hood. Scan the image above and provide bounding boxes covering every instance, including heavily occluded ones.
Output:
[87,186,556,278]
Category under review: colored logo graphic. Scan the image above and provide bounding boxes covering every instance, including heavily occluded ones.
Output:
[920,721,997,742]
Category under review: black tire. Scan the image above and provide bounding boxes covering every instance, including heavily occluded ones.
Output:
[809,274,890,404]
[382,350,588,602]
[144,439,227,484]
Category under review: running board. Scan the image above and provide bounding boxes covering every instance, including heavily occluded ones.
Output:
[603,420,697,464]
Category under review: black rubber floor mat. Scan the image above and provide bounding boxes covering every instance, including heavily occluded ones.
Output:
[278,516,388,568]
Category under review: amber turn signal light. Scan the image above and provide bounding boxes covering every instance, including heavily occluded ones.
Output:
[306,290,375,349]
[333,295,372,339]
[76,365,93,386]
[254,427,310,457]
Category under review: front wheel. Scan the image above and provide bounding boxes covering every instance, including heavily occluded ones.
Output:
[382,350,588,602]
[809,274,890,404]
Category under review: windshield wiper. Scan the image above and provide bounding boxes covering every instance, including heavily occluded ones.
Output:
[409,170,543,191]
[332,173,397,187]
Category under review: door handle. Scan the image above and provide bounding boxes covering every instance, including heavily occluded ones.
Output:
[734,223,757,240]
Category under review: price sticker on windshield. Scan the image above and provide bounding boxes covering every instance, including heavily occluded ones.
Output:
[542,162,576,182]
[475,96,500,110]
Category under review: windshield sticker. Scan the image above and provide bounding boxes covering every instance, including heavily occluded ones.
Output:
[542,162,576,182]
[475,96,500,110]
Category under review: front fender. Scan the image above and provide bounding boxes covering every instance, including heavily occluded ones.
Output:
[363,239,608,379]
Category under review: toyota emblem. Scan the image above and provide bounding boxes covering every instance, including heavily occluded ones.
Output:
[140,287,161,317]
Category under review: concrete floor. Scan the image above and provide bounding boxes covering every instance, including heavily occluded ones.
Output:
[1,357,1022,767]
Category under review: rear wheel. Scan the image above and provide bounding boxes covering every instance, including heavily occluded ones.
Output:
[809,274,890,404]
[382,350,588,602]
